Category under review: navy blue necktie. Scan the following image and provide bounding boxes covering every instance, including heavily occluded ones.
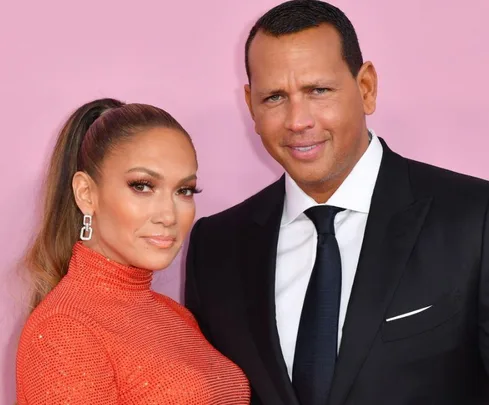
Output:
[292,205,345,405]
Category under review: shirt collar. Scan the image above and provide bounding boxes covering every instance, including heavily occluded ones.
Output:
[282,129,383,226]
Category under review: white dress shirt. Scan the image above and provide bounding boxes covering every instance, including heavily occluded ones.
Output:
[275,130,383,380]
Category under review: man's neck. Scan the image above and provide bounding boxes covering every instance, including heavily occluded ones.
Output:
[300,174,346,204]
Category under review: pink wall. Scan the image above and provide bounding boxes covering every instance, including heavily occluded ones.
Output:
[1,0,488,402]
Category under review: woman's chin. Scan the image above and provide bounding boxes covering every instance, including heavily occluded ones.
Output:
[134,253,178,271]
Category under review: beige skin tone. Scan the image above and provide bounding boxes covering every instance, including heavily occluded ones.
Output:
[245,24,378,203]
[72,127,198,271]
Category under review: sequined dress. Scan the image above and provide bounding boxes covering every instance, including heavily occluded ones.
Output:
[16,242,250,404]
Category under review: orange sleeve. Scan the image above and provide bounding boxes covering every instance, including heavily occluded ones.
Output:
[17,314,118,405]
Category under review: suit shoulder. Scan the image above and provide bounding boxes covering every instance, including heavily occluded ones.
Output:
[197,177,283,228]
[407,158,489,199]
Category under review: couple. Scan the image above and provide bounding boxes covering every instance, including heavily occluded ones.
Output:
[16,1,489,404]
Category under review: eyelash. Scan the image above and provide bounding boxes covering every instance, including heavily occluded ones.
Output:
[128,180,202,197]
[177,186,203,197]
[128,179,154,192]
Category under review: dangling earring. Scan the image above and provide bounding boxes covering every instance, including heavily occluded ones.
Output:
[80,214,93,241]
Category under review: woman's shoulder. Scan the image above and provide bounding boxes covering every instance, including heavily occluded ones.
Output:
[16,306,117,403]
[19,302,103,347]
[17,285,107,358]
[16,306,110,384]
[151,292,200,330]
[151,292,188,315]
[23,278,100,330]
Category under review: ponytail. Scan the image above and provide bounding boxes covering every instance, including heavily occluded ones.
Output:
[24,98,124,311]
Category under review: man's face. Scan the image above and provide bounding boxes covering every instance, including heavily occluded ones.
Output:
[245,24,377,201]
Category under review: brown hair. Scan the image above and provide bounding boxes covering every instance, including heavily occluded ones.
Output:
[24,98,192,311]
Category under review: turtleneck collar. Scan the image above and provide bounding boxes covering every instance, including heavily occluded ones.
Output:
[67,242,153,293]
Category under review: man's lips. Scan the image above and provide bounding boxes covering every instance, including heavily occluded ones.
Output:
[286,140,327,160]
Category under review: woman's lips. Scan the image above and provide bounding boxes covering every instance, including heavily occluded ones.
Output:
[142,236,176,249]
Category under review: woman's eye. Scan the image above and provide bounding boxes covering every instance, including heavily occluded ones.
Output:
[129,181,154,193]
[178,188,194,197]
[177,187,201,197]
[134,184,150,192]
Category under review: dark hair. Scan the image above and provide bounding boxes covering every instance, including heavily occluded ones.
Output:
[245,0,364,82]
[24,98,193,310]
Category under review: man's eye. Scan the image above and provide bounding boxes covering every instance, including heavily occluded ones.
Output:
[265,94,282,103]
[312,88,328,95]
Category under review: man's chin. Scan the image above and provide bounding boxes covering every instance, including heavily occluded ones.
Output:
[289,171,335,187]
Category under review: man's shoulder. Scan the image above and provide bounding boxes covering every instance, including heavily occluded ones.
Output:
[406,156,489,198]
[197,176,284,229]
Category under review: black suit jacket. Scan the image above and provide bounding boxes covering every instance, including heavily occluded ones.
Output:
[185,139,489,404]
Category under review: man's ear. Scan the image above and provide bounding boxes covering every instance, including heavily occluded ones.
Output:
[244,84,255,120]
[356,61,378,116]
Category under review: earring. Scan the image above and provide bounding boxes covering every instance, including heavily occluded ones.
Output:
[80,214,93,241]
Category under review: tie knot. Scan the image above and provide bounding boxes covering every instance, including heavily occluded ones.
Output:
[305,205,344,235]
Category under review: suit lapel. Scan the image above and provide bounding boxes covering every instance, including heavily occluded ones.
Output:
[241,176,301,405]
[328,141,432,405]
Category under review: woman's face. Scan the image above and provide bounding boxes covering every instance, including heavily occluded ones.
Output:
[79,127,199,271]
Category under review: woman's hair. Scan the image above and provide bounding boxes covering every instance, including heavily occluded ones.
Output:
[24,98,192,311]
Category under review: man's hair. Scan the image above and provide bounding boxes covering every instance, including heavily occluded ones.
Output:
[245,0,364,82]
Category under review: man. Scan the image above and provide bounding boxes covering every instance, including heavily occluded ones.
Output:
[185,1,489,404]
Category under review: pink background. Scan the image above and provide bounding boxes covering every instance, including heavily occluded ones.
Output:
[1,0,488,402]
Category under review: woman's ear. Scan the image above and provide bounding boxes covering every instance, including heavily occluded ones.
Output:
[72,171,97,215]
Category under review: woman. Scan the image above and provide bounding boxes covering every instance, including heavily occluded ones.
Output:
[16,98,250,404]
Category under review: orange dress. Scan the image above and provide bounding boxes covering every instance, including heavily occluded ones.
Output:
[16,242,250,404]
